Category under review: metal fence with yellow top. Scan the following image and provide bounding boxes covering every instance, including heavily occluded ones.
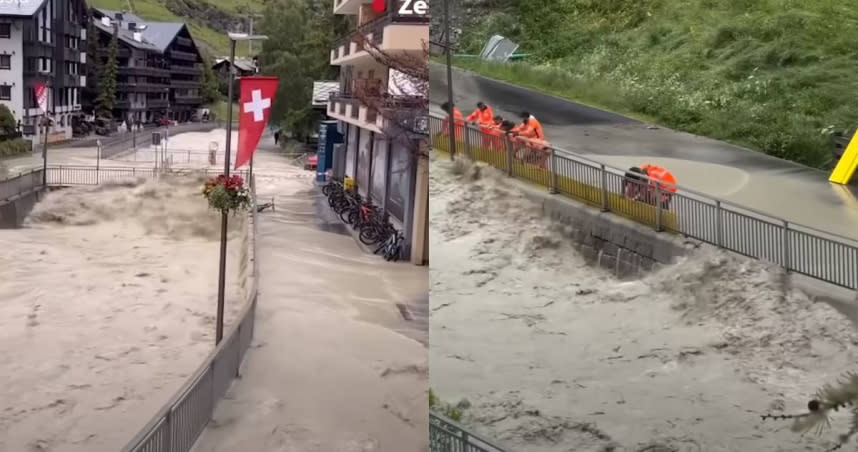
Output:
[429,114,858,292]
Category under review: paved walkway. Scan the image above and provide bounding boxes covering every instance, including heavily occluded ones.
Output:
[431,63,858,242]
[191,147,428,452]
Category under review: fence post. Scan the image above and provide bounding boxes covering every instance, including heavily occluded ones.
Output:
[464,124,473,159]
[782,220,791,271]
[715,200,723,246]
[161,408,172,451]
[654,184,664,232]
[504,135,513,176]
[548,147,558,194]
[600,164,608,212]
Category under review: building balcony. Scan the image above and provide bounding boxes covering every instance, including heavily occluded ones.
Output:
[328,91,425,134]
[330,8,428,66]
[97,47,132,59]
[173,96,202,105]
[119,66,170,77]
[175,36,193,48]
[170,65,202,76]
[147,99,169,108]
[118,82,171,93]
[169,50,198,62]
[63,47,82,62]
[115,100,131,109]
[170,79,199,88]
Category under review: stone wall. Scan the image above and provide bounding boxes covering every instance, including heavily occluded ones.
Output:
[517,181,695,279]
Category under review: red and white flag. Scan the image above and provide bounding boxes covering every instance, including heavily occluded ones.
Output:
[34,83,48,114]
[235,76,279,170]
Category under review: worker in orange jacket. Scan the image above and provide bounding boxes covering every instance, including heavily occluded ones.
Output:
[641,163,677,209]
[518,111,545,140]
[467,102,495,127]
[440,102,464,140]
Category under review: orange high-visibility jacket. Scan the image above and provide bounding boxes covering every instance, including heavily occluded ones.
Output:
[642,164,678,193]
[467,105,495,126]
[527,115,545,140]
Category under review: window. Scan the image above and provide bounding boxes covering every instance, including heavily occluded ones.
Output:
[0,23,10,39]
[0,55,10,70]
[0,86,11,101]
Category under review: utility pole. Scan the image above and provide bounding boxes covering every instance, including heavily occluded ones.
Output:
[247,14,264,55]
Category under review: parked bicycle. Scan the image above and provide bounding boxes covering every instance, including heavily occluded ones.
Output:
[375,230,404,262]
[359,211,396,246]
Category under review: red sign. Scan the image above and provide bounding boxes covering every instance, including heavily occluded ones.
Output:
[234,76,279,170]
[371,0,386,13]
[34,83,48,113]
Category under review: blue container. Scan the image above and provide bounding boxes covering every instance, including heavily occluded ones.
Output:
[316,120,343,183]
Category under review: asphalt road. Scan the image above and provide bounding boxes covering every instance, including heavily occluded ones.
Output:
[430,63,858,243]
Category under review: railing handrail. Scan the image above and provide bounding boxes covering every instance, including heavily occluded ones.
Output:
[434,112,858,247]
[430,412,511,451]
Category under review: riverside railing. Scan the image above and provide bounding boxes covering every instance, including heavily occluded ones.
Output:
[0,166,260,451]
[430,413,511,452]
[118,173,259,452]
[0,166,250,204]
[429,114,858,291]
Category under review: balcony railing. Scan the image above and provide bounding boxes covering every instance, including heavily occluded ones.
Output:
[331,1,429,56]
[117,82,170,93]
[171,79,199,88]
[147,99,169,108]
[173,96,203,105]
[170,65,202,75]
[169,49,198,62]
[119,66,170,77]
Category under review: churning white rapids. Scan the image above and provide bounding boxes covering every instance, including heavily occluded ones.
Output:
[0,175,245,452]
[429,154,858,452]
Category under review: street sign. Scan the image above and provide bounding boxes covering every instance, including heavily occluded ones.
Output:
[152,132,161,146]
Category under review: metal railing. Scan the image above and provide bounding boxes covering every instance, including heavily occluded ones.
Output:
[1,166,250,204]
[120,173,258,452]
[0,165,260,452]
[430,413,510,452]
[429,114,858,291]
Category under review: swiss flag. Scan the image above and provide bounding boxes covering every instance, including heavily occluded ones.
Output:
[234,76,279,170]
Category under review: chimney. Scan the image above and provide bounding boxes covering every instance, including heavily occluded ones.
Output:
[115,13,123,21]
[128,22,136,31]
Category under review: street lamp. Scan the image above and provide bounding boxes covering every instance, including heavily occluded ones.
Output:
[216,31,268,345]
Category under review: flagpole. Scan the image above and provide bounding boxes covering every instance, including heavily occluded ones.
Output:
[215,37,237,345]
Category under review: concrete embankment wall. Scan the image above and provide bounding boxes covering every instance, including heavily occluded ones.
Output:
[515,180,694,278]
[0,189,42,229]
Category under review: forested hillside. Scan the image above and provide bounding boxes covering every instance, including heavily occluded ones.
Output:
[449,0,858,168]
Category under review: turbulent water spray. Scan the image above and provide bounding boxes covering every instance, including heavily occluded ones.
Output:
[429,154,858,451]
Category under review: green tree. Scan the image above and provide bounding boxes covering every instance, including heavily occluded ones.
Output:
[95,25,119,119]
[0,104,16,140]
[257,0,349,141]
[199,50,221,105]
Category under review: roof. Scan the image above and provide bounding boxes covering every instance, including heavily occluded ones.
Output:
[91,8,195,55]
[213,58,256,72]
[312,81,339,107]
[0,0,47,17]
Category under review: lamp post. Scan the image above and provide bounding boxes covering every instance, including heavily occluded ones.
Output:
[216,32,268,345]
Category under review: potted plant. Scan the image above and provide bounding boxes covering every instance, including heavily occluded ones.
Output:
[202,174,252,214]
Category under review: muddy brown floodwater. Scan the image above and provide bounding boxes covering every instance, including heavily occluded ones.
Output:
[0,175,245,452]
[429,154,858,452]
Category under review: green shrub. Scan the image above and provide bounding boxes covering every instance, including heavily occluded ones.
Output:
[454,0,858,169]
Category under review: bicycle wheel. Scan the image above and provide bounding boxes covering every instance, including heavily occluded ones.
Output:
[344,209,358,225]
[359,224,381,245]
[322,184,332,196]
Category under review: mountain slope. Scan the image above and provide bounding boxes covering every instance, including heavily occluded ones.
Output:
[449,0,858,169]
[88,0,266,57]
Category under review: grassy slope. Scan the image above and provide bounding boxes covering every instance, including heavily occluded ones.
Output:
[456,0,858,169]
[88,0,265,57]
